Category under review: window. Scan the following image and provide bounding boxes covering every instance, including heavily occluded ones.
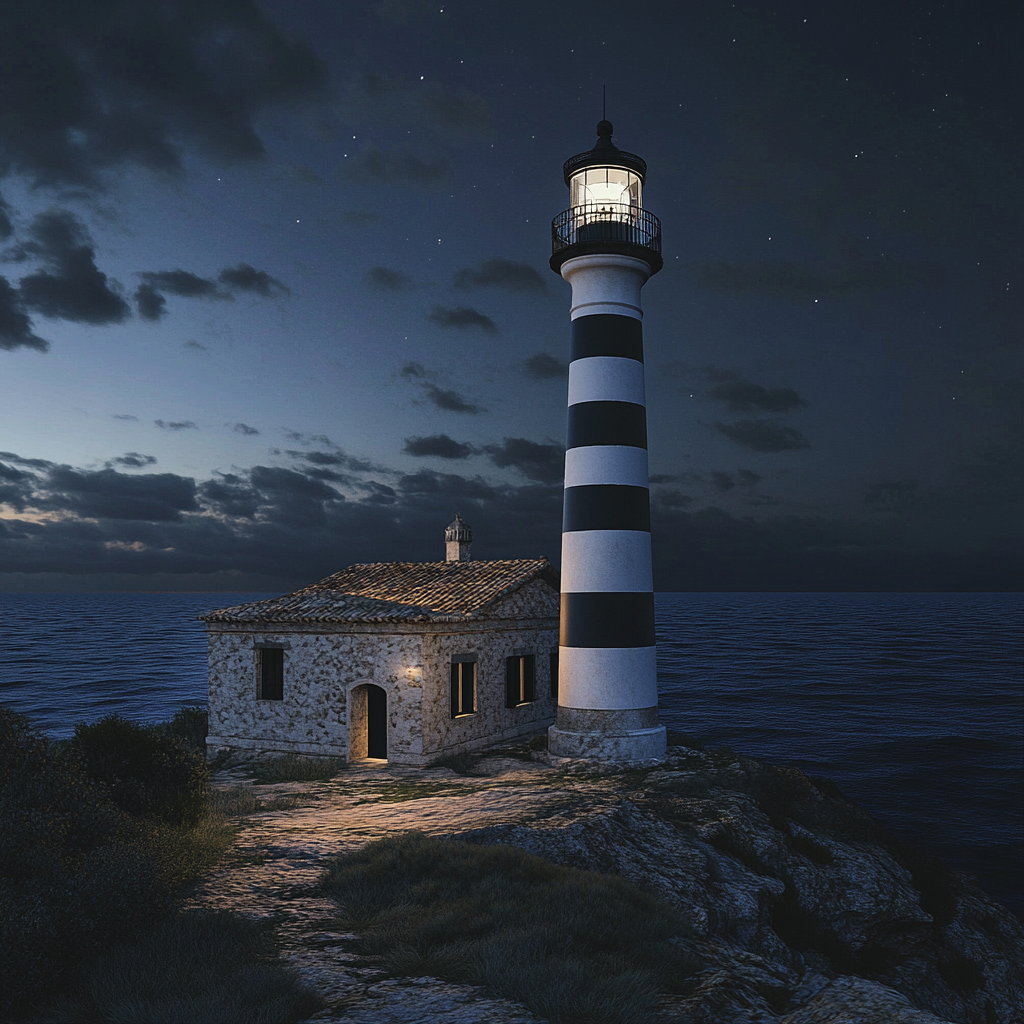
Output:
[258,647,284,701]
[450,659,476,717]
[549,650,559,701]
[506,654,536,708]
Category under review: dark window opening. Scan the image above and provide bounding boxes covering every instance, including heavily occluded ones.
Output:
[450,660,476,717]
[549,651,559,700]
[258,647,284,701]
[506,654,536,708]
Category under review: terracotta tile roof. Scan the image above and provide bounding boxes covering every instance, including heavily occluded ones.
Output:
[200,558,559,625]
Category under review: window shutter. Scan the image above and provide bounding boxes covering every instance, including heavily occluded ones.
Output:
[524,655,536,703]
[505,657,518,708]
[450,663,461,718]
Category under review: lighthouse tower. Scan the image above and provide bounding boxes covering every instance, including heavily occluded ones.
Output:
[547,119,667,761]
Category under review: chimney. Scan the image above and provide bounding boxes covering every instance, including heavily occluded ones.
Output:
[444,513,472,562]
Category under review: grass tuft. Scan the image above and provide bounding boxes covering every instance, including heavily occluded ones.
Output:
[321,832,700,1024]
[248,754,346,784]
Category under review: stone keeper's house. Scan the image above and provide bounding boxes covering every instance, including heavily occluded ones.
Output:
[201,517,559,766]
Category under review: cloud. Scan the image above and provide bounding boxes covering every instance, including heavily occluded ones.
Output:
[43,465,199,521]
[184,340,208,351]
[0,192,12,240]
[707,380,808,413]
[421,384,482,415]
[483,438,564,484]
[108,452,157,469]
[690,259,935,299]
[345,146,450,187]
[427,305,497,333]
[709,471,735,492]
[523,353,567,380]
[17,211,130,325]
[737,469,762,487]
[154,419,197,431]
[453,259,546,294]
[400,361,428,379]
[234,423,259,436]
[112,414,138,421]
[0,0,326,189]
[714,419,811,452]
[134,284,165,321]
[403,434,476,459]
[140,269,221,298]
[367,266,413,292]
[217,263,289,296]
[707,469,761,492]
[648,474,677,484]
[0,276,48,351]
[865,479,921,512]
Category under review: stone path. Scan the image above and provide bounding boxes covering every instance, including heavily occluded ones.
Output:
[186,757,580,1023]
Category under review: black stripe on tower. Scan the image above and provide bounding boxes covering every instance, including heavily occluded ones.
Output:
[560,593,656,648]
[563,485,650,532]
[570,315,644,363]
[566,402,647,449]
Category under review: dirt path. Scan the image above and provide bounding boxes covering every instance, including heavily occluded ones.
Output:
[186,756,604,1023]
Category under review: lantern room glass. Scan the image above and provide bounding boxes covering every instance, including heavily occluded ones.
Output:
[569,166,642,218]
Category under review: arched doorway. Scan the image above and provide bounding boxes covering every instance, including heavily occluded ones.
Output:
[349,682,388,761]
[366,684,387,759]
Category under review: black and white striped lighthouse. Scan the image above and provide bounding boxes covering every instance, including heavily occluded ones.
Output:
[547,119,667,761]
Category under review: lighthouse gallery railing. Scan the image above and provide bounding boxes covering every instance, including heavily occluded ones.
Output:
[551,203,662,259]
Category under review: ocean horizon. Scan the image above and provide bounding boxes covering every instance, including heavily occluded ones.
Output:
[2,589,1021,920]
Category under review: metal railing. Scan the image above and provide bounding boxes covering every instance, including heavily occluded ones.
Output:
[551,203,662,258]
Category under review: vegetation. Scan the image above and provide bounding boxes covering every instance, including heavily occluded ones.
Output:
[247,753,347,784]
[0,705,316,1021]
[321,831,701,1024]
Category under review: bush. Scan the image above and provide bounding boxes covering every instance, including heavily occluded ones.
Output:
[39,911,320,1024]
[161,705,209,756]
[69,715,210,824]
[248,754,346,784]
[322,832,701,1024]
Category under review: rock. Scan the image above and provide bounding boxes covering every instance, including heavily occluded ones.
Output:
[191,749,1024,1023]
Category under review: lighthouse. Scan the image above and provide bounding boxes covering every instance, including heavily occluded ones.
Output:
[547,119,667,761]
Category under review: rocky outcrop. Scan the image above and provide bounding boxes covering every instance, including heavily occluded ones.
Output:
[193,747,1023,1023]
[451,748,1023,1023]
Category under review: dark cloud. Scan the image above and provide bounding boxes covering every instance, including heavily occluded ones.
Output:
[523,353,567,380]
[154,419,197,431]
[453,259,546,294]
[283,444,381,474]
[199,473,260,519]
[865,479,921,512]
[217,264,289,296]
[737,470,762,487]
[421,384,482,415]
[427,305,498,333]
[234,423,259,436]
[652,489,695,510]
[43,465,198,521]
[403,434,476,459]
[690,259,936,299]
[707,380,807,413]
[367,266,414,292]
[17,211,130,325]
[108,452,157,469]
[648,474,677,484]
[140,269,221,298]
[112,414,138,421]
[0,193,12,240]
[0,276,48,351]
[184,340,208,351]
[714,419,811,453]
[483,438,564,484]
[134,283,166,321]
[345,147,450,187]
[709,471,735,493]
[0,0,326,189]
[400,361,428,379]
[707,469,761,492]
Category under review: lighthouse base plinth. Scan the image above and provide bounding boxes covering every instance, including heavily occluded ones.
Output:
[548,707,666,761]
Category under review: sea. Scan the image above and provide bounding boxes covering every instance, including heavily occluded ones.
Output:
[2,591,1021,920]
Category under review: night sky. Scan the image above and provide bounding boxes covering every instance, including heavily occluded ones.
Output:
[1,0,1021,592]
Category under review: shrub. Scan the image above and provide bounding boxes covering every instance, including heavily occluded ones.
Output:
[248,754,346,784]
[161,705,209,756]
[321,832,701,1024]
[69,715,210,824]
[41,911,320,1024]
